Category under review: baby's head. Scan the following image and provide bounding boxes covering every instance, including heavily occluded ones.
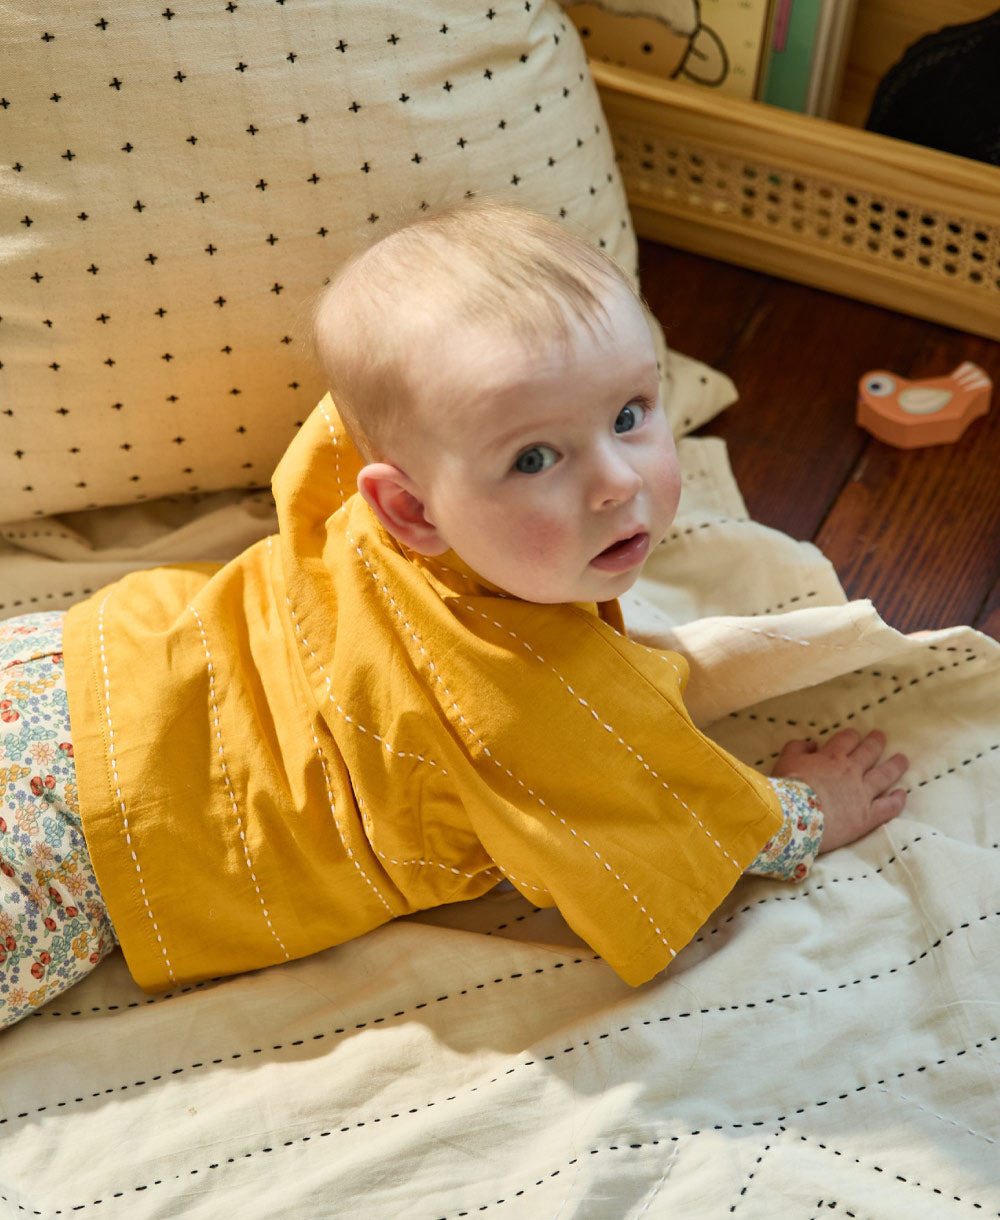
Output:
[313,201,682,604]
[314,202,631,464]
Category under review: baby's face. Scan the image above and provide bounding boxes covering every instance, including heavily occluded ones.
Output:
[399,283,682,605]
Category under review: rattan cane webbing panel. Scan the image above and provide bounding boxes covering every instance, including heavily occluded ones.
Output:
[593,64,1000,338]
[616,123,1000,289]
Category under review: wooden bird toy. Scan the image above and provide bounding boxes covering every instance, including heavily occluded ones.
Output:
[857,361,992,448]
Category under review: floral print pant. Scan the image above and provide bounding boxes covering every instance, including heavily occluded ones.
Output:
[0,611,115,1030]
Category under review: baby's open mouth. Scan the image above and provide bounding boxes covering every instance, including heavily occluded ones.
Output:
[590,532,650,572]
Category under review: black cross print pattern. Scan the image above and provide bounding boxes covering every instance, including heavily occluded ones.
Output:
[1,1,635,521]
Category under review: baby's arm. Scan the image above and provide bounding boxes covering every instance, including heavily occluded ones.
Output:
[771,729,908,854]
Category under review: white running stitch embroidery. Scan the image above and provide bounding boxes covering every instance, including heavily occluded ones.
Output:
[457,603,741,872]
[356,793,501,886]
[348,538,668,946]
[97,593,176,982]
[312,743,395,916]
[186,603,291,961]
[279,581,449,907]
[318,397,346,508]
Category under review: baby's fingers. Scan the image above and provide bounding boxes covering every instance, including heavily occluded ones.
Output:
[871,785,908,825]
[772,739,818,772]
[864,749,909,797]
[848,728,890,769]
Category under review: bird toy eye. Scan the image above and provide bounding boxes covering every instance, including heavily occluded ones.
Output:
[863,374,896,397]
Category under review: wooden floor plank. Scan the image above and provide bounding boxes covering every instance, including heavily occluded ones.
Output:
[637,242,769,369]
[976,587,1000,642]
[638,240,1000,639]
[816,381,1000,636]
[814,327,1000,638]
[702,287,932,543]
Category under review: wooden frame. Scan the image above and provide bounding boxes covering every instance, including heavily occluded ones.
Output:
[593,62,1000,339]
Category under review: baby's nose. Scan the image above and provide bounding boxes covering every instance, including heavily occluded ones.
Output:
[589,449,642,509]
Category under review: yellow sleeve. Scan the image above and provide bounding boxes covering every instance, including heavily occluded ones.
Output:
[446,600,782,985]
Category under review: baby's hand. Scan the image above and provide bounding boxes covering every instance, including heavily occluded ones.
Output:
[772,729,908,854]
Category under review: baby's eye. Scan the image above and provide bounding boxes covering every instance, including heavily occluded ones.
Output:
[614,402,645,433]
[514,445,558,474]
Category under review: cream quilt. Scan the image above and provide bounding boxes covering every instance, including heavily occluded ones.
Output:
[1,435,998,1218]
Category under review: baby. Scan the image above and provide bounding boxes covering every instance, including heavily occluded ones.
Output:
[0,202,907,1029]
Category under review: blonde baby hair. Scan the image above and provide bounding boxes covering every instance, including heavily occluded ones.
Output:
[312,200,638,463]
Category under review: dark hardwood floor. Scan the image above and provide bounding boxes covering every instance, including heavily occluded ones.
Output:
[638,239,1000,642]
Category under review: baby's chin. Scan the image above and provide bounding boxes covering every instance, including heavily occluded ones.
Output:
[452,549,651,606]
[513,569,645,607]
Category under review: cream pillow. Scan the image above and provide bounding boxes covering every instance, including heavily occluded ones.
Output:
[1,0,733,523]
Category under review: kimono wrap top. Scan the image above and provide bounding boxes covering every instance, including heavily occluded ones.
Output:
[64,396,783,993]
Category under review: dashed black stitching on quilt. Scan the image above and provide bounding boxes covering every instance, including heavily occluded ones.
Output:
[730,651,983,745]
[0,958,598,1126]
[6,1040,995,1215]
[437,1140,669,1218]
[912,743,1000,788]
[661,516,751,545]
[793,1131,999,1217]
[21,831,971,1039]
[751,590,821,616]
[484,906,545,934]
[696,1035,998,1134]
[1,529,78,543]
[694,910,1000,1011]
[696,831,987,940]
[729,1127,783,1214]
[30,978,216,1019]
[0,590,94,613]
[753,740,1000,780]
[18,830,994,1034]
[30,916,569,1015]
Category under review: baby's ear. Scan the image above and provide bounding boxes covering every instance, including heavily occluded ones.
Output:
[356,463,448,555]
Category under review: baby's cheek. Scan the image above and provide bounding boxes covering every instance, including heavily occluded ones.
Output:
[652,456,683,519]
[514,515,575,566]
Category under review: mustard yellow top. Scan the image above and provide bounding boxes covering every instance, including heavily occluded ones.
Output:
[64,397,782,993]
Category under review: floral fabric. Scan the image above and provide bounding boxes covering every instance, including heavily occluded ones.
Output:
[749,778,825,881]
[0,611,115,1030]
